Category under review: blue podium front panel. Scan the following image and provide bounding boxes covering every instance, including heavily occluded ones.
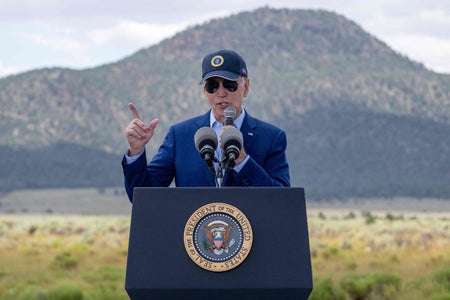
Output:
[125,187,312,300]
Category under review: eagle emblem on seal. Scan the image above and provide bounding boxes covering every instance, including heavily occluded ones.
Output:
[204,220,235,255]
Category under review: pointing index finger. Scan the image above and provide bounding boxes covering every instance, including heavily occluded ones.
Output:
[128,102,142,120]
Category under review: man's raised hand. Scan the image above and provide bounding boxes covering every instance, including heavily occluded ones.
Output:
[124,103,159,156]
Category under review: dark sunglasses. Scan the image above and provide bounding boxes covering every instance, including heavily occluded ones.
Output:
[204,78,240,94]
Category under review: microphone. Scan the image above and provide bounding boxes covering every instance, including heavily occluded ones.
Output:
[220,127,243,171]
[224,106,236,126]
[194,127,218,163]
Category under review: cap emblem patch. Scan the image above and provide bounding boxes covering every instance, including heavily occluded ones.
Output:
[211,55,224,68]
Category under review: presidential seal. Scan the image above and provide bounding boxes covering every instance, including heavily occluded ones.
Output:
[210,55,224,67]
[184,202,253,272]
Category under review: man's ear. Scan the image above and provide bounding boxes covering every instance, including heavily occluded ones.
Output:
[243,78,250,97]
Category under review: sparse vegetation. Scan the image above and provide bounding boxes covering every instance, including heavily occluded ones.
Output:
[0,215,130,299]
[308,209,450,299]
[0,207,448,299]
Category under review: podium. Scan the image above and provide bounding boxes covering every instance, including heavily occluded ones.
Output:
[125,187,312,299]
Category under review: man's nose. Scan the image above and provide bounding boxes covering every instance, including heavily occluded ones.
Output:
[216,83,228,95]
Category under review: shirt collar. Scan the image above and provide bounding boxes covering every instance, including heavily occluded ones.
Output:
[210,107,245,130]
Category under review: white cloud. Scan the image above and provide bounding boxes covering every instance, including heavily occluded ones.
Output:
[0,64,29,78]
[88,20,186,49]
[12,20,89,55]
[384,34,450,73]
[21,32,87,52]
[1,19,189,76]
[421,9,450,22]
[1,0,450,77]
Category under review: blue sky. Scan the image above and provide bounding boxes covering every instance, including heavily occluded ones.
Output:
[1,0,449,78]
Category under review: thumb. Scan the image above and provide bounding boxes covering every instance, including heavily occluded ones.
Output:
[147,118,159,131]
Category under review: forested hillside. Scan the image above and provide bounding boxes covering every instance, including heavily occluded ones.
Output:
[1,7,449,199]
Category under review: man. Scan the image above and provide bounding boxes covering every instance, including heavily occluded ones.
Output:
[122,49,290,201]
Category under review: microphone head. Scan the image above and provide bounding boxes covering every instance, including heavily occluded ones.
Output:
[194,127,218,151]
[224,106,236,126]
[220,127,243,150]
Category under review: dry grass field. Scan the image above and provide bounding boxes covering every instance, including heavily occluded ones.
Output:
[306,208,450,300]
[0,189,449,299]
[0,215,130,300]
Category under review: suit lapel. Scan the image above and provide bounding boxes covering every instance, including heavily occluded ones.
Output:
[240,112,257,155]
[194,110,217,186]
[218,111,258,187]
[194,111,211,128]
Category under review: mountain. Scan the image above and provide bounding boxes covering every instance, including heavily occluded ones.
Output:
[0,7,449,199]
[0,143,123,191]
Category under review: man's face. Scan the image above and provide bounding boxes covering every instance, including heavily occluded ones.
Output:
[203,77,250,123]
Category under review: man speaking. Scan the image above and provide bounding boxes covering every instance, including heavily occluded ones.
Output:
[122,49,290,201]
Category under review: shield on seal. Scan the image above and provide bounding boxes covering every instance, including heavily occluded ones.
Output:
[205,220,232,251]
[214,234,224,249]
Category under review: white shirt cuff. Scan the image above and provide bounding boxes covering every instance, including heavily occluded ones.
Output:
[233,155,250,173]
[125,150,144,164]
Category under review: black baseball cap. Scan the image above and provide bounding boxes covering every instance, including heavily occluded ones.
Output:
[201,49,248,81]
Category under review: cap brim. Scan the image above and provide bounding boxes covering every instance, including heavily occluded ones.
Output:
[202,70,241,81]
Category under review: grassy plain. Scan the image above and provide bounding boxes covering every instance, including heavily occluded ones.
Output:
[0,215,130,300]
[0,189,449,299]
[307,209,450,299]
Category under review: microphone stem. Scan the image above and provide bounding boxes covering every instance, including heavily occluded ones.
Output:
[224,158,235,174]
[216,164,223,187]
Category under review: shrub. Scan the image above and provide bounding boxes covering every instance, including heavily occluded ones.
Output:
[52,251,79,269]
[340,272,401,300]
[322,245,341,259]
[47,284,83,300]
[11,287,46,300]
[430,293,450,300]
[433,268,450,292]
[340,274,374,300]
[385,213,404,221]
[85,288,126,300]
[346,261,358,271]
[309,277,345,300]
[98,266,124,281]
[362,211,376,225]
[344,211,356,219]
[371,272,401,299]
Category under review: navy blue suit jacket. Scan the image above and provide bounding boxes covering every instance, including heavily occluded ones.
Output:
[122,110,290,201]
